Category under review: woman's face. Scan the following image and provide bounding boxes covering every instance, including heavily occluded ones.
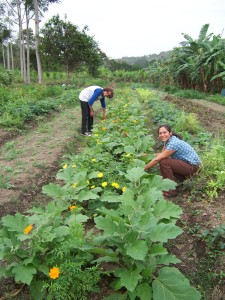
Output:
[158,127,172,142]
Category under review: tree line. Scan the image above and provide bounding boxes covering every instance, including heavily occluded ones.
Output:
[1,2,225,94]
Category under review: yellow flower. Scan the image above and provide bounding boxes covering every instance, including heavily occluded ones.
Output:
[91,158,96,162]
[102,127,106,131]
[87,180,90,184]
[91,185,95,189]
[94,133,99,137]
[102,181,108,187]
[24,225,33,234]
[71,182,77,188]
[122,187,127,193]
[125,153,131,157]
[98,172,103,178]
[63,164,68,169]
[112,182,120,189]
[69,205,77,211]
[49,267,60,279]
[133,120,138,123]
[72,164,76,168]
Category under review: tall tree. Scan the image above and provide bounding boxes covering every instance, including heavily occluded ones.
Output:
[40,15,102,80]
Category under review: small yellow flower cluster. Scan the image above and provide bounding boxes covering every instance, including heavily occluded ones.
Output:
[91,185,95,189]
[98,172,103,178]
[122,187,127,193]
[112,182,120,189]
[91,158,96,162]
[71,182,77,188]
[63,164,68,169]
[69,205,77,211]
[102,182,108,187]
[24,225,33,235]
[49,267,60,279]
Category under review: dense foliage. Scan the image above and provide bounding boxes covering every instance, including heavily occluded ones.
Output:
[40,15,102,78]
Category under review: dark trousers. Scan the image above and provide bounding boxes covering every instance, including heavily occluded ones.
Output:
[159,158,199,182]
[80,100,93,133]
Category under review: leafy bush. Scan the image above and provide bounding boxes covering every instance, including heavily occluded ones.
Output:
[0,67,12,86]
[174,89,207,99]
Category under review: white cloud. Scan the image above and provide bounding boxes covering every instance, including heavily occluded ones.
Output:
[38,0,225,58]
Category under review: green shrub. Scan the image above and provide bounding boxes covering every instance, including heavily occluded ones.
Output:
[174,89,206,99]
[0,67,12,86]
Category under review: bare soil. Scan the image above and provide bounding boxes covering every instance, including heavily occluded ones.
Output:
[0,97,225,299]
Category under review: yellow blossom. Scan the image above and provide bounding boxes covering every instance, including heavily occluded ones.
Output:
[125,153,131,157]
[49,267,60,279]
[24,224,33,235]
[91,158,96,162]
[71,182,77,188]
[87,180,90,184]
[122,187,127,193]
[69,205,77,211]
[91,185,95,189]
[98,172,103,178]
[72,164,76,168]
[112,182,120,189]
[63,164,68,169]
[102,181,108,187]
[94,133,99,137]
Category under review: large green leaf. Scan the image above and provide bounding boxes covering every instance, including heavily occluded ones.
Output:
[12,264,37,285]
[95,215,117,236]
[125,167,146,182]
[126,240,148,260]
[135,283,153,300]
[2,213,27,233]
[153,200,182,220]
[150,223,183,242]
[42,183,65,198]
[78,190,99,201]
[152,267,201,300]
[117,268,142,292]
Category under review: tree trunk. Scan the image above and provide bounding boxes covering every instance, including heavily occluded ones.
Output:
[26,12,31,83]
[34,0,42,83]
[2,44,5,67]
[10,43,14,71]
[6,43,10,70]
[16,0,24,80]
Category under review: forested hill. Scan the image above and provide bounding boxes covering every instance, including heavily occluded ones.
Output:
[118,50,172,67]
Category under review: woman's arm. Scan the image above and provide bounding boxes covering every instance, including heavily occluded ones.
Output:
[144,149,175,171]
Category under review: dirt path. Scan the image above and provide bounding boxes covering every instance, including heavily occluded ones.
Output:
[166,96,225,134]
[0,106,84,217]
[190,98,225,114]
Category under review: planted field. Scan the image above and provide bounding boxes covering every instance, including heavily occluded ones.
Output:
[0,85,225,299]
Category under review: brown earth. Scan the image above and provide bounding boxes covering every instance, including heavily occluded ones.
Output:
[0,97,225,299]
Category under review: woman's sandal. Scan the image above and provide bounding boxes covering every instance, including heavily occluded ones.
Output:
[163,190,178,198]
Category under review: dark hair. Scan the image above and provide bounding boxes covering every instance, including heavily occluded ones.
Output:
[158,125,183,140]
[103,87,114,98]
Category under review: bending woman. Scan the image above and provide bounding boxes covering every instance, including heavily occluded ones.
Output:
[144,125,201,198]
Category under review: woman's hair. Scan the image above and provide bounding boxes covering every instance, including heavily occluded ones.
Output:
[158,125,183,140]
[103,87,114,98]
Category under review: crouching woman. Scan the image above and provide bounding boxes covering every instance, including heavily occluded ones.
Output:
[144,125,201,198]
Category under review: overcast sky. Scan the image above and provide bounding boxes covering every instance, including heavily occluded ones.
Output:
[39,0,225,59]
